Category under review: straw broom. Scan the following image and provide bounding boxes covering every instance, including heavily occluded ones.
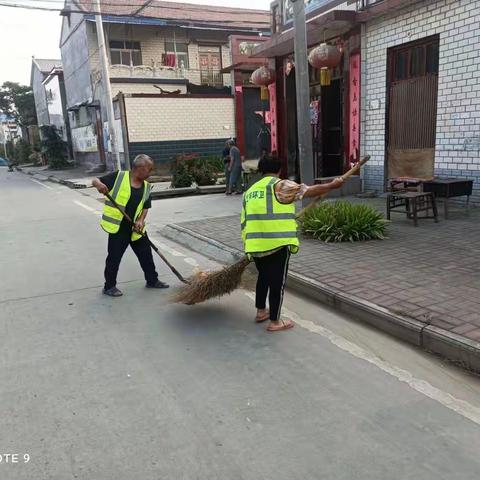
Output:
[174,156,370,305]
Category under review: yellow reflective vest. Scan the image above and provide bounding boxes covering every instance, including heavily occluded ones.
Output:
[100,171,151,241]
[241,176,300,255]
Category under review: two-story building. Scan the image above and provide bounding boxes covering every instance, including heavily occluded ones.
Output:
[31,58,63,127]
[60,0,270,172]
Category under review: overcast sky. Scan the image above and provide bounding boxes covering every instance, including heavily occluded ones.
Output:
[0,0,271,86]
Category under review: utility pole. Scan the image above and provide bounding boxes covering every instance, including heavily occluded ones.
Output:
[1,124,8,160]
[290,0,314,186]
[94,0,121,171]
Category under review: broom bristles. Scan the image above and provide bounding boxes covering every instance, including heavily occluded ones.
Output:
[173,256,251,305]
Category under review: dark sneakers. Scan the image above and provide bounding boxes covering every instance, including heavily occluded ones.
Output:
[146,280,170,289]
[103,287,123,297]
[103,282,169,296]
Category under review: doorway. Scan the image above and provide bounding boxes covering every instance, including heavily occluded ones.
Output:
[321,79,344,177]
[199,46,222,86]
[386,36,439,181]
[242,88,270,160]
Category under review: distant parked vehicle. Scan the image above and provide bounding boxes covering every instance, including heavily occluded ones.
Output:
[0,156,9,167]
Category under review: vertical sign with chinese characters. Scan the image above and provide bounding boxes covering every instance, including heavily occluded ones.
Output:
[349,53,361,166]
[268,82,278,153]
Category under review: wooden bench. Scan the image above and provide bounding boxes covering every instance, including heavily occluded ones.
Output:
[387,191,439,227]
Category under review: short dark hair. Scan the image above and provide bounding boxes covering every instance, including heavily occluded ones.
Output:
[257,155,281,175]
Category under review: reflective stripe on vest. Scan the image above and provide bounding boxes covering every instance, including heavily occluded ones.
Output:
[242,176,300,255]
[100,171,150,241]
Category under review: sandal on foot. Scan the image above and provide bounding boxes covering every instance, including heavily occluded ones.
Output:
[255,311,270,323]
[103,287,123,297]
[267,320,294,332]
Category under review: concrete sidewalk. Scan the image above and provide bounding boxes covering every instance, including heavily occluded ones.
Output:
[18,164,226,196]
[18,164,97,188]
[162,196,480,372]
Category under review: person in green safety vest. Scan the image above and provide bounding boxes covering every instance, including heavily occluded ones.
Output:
[241,155,343,332]
[92,154,169,297]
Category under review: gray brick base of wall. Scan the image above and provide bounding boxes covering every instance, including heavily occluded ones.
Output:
[129,138,229,174]
[363,165,479,205]
[363,165,385,194]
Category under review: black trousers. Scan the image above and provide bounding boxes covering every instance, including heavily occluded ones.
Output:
[104,233,158,290]
[253,247,291,321]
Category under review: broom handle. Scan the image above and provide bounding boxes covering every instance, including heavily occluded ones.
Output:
[296,155,370,219]
[104,192,189,284]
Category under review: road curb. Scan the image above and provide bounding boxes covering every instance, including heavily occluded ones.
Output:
[161,223,480,372]
[151,185,226,199]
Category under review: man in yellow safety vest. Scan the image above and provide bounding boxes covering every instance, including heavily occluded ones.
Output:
[242,155,343,332]
[92,154,169,297]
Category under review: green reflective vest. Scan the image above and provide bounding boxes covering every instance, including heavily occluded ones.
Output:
[100,171,151,241]
[241,176,300,255]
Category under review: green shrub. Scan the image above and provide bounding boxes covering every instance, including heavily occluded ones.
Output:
[28,151,42,165]
[13,140,32,164]
[300,201,389,243]
[170,153,218,187]
[203,155,224,173]
[170,161,193,188]
[40,125,69,170]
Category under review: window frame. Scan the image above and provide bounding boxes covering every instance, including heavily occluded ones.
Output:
[390,36,439,84]
[165,41,190,69]
[109,40,142,67]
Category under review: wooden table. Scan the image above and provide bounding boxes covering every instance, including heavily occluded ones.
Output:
[422,178,473,219]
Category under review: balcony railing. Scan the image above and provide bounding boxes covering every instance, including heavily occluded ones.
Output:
[200,70,224,87]
[109,64,185,80]
[107,64,225,87]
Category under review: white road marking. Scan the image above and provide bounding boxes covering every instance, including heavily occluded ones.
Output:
[31,179,53,190]
[243,291,480,426]
[73,200,95,212]
[184,257,199,267]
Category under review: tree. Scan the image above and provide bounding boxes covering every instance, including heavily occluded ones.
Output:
[0,82,37,126]
[40,125,68,169]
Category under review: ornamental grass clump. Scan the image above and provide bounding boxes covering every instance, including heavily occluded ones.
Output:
[300,201,388,242]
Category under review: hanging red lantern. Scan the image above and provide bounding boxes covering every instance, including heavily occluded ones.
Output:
[308,43,342,69]
[250,65,276,86]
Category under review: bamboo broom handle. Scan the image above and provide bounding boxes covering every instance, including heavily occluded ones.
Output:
[296,155,370,219]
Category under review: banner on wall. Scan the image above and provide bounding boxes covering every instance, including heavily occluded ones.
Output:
[268,82,277,153]
[71,125,97,153]
[348,53,361,167]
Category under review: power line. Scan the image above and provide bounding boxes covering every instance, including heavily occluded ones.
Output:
[0,0,270,18]
[0,2,269,27]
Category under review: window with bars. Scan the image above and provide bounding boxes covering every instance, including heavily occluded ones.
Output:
[164,42,189,69]
[109,40,142,66]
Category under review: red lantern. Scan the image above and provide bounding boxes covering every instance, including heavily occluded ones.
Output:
[308,43,342,69]
[250,65,276,86]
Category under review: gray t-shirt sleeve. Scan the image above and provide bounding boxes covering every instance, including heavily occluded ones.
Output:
[231,146,241,165]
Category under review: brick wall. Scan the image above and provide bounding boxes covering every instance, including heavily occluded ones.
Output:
[124,96,236,142]
[361,0,480,201]
[129,138,229,174]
